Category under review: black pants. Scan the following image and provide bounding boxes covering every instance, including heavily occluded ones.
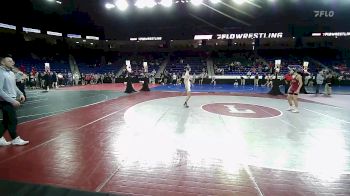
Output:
[0,101,18,139]
[140,77,150,91]
[124,77,136,93]
[16,82,26,98]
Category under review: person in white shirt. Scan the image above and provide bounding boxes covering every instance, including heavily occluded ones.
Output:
[183,68,192,108]
[192,73,196,84]
[315,71,324,95]
[0,56,29,146]
[211,76,216,86]
[172,73,177,85]
[73,72,80,86]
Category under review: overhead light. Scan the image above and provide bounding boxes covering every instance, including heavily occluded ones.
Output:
[116,0,128,11]
[55,0,62,4]
[135,0,156,8]
[105,3,116,9]
[76,42,79,44]
[146,0,157,8]
[210,0,221,4]
[160,0,173,7]
[233,0,246,5]
[135,0,146,8]
[191,0,203,6]
[90,43,94,45]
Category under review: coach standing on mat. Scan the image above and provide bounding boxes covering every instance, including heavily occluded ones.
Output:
[0,56,29,146]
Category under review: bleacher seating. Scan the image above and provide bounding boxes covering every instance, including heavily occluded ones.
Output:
[167,52,207,74]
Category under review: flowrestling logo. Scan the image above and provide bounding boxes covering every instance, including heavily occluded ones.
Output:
[314,10,335,18]
[216,32,283,40]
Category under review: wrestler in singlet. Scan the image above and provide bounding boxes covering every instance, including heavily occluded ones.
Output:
[289,75,300,95]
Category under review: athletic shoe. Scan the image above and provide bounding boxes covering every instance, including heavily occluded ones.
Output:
[184,102,189,108]
[286,106,294,111]
[11,136,29,146]
[291,108,299,113]
[0,137,11,146]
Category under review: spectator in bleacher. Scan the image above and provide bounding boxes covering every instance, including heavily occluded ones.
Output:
[324,72,333,96]
[73,72,80,86]
[44,71,51,91]
[252,67,257,74]
[14,69,27,99]
[177,73,182,85]
[52,72,58,89]
[35,72,40,88]
[264,64,269,72]
[81,73,85,85]
[85,74,91,84]
[240,75,245,86]
[31,66,36,76]
[101,74,105,84]
[211,76,216,86]
[264,74,273,88]
[247,70,252,78]
[192,73,196,84]
[57,73,63,86]
[254,73,259,86]
[269,61,274,73]
[315,71,324,95]
[199,69,206,85]
[159,73,164,85]
[172,73,177,85]
[164,72,169,84]
[111,73,116,83]
[151,69,156,84]
[68,72,73,86]
[304,74,312,86]
[29,72,35,89]
[258,64,263,73]
[63,73,68,86]
[307,74,314,87]
[40,72,45,88]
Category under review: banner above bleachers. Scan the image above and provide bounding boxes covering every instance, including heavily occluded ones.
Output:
[67,34,82,38]
[193,32,284,40]
[130,37,162,41]
[47,31,62,36]
[312,32,350,37]
[0,23,16,30]
[86,36,99,40]
[23,27,41,34]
